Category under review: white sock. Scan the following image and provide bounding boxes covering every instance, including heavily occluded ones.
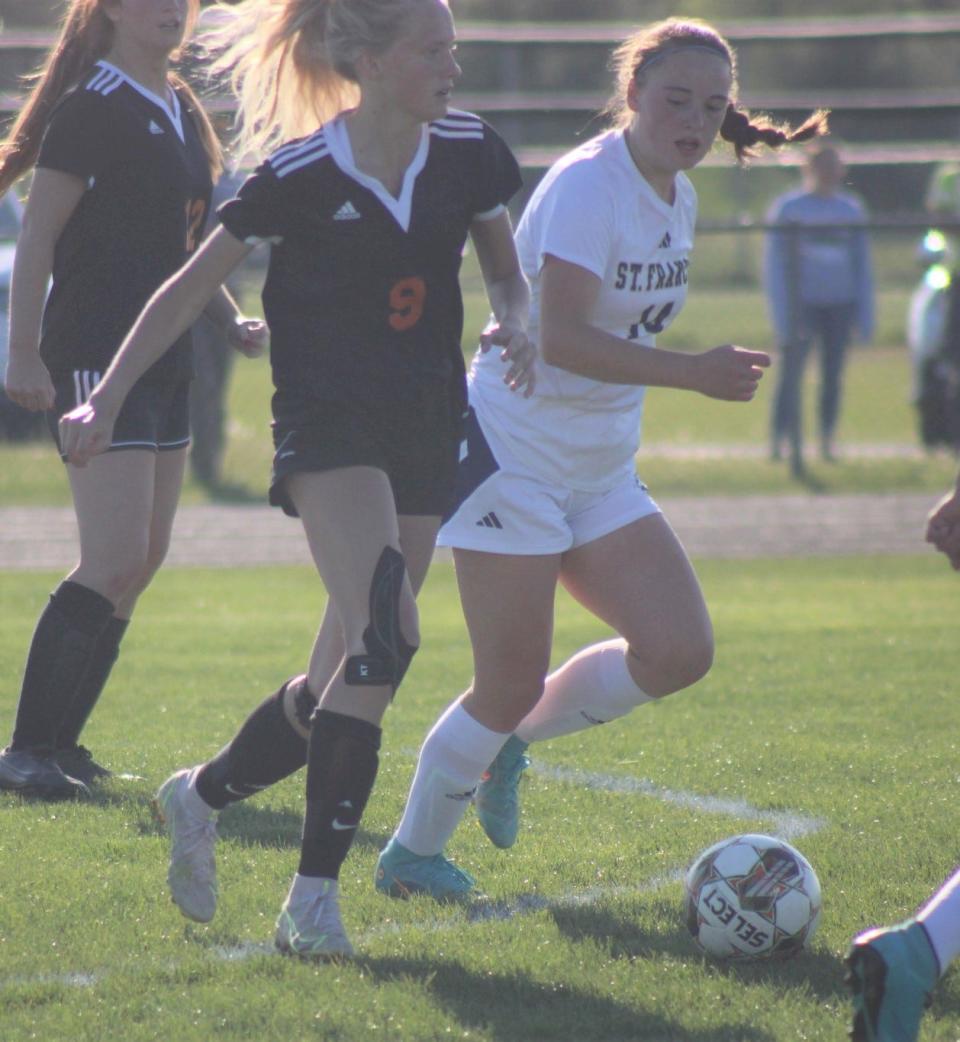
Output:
[515,638,653,744]
[287,873,338,902]
[395,701,509,856]
[917,866,960,975]
[184,765,217,818]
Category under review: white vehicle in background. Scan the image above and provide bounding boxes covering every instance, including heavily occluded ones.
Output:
[0,189,21,364]
[908,228,960,450]
[0,190,44,440]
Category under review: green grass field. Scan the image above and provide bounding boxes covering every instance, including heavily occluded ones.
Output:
[1,558,959,1042]
[1,284,956,505]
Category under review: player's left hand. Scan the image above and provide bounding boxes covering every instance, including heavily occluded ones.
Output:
[926,489,960,569]
[481,324,536,398]
[58,400,116,467]
[228,316,268,359]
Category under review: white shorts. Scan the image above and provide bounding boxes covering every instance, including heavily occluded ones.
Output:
[437,408,660,555]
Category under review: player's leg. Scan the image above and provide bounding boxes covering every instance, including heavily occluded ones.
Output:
[56,444,188,783]
[539,511,712,727]
[847,866,960,1042]
[277,467,428,958]
[376,549,559,897]
[0,448,163,799]
[169,512,433,818]
[158,508,438,926]
[474,509,712,849]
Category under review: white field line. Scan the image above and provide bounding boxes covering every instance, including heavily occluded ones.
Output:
[532,763,826,840]
[0,763,826,987]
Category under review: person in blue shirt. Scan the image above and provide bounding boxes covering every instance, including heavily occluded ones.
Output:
[764,142,874,472]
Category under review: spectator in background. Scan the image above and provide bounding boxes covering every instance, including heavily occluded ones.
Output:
[188,165,249,490]
[765,142,874,474]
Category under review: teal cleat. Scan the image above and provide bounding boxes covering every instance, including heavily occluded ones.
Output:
[375,838,475,901]
[846,920,939,1042]
[474,735,530,849]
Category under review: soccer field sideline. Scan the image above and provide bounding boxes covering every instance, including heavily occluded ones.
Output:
[0,489,940,570]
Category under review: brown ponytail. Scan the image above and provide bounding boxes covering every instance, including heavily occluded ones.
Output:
[0,0,221,197]
[720,105,829,163]
[0,1,114,195]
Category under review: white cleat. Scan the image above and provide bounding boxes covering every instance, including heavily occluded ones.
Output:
[275,878,354,960]
[154,769,218,923]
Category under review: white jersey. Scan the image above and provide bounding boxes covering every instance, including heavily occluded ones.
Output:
[470,128,697,491]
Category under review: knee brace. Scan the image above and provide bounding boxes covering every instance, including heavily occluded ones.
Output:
[290,675,318,732]
[344,546,418,692]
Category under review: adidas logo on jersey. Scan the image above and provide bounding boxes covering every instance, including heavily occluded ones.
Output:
[658,231,672,249]
[148,119,165,136]
[333,200,361,221]
[476,512,503,530]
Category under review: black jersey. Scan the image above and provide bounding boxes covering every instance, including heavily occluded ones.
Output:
[36,62,213,384]
[218,110,522,411]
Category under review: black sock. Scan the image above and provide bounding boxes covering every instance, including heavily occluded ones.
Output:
[297,709,381,879]
[56,616,129,750]
[195,676,313,811]
[11,581,115,751]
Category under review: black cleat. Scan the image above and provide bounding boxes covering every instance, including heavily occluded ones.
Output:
[0,746,89,799]
[53,745,112,785]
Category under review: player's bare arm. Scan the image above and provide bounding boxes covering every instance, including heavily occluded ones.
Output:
[202,284,268,359]
[5,169,86,411]
[60,227,256,465]
[539,253,769,400]
[471,210,534,396]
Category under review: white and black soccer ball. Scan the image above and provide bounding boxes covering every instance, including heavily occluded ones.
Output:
[684,833,821,961]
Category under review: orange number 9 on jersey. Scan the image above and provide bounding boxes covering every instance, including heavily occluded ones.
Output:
[388,276,426,332]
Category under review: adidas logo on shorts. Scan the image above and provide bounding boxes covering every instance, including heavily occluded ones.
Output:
[476,512,503,529]
[333,200,362,221]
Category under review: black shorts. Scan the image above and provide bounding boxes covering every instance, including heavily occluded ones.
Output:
[269,384,463,518]
[47,370,190,457]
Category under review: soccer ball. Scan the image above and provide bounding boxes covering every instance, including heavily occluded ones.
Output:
[684,833,821,961]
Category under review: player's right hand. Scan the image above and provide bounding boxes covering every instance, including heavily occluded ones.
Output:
[692,345,771,401]
[4,352,55,412]
[58,400,115,467]
[926,489,960,569]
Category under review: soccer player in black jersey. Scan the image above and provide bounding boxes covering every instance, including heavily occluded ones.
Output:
[59,0,533,958]
[0,0,265,799]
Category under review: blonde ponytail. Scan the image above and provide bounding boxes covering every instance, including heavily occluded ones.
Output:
[202,0,429,160]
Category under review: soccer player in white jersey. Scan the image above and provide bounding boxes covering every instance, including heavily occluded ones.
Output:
[846,473,960,1042]
[0,0,263,799]
[375,17,828,900]
[59,0,532,958]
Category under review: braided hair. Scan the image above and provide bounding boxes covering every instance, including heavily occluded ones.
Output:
[606,17,828,163]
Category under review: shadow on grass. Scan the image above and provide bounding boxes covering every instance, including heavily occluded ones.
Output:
[551,895,847,1004]
[217,801,391,857]
[126,793,390,858]
[358,954,777,1042]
